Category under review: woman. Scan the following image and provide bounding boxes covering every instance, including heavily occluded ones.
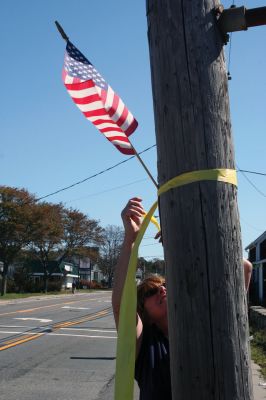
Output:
[112,197,252,400]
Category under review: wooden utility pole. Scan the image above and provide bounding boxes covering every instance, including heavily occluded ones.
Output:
[146,1,253,399]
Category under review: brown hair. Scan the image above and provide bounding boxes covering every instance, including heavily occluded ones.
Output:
[137,274,165,324]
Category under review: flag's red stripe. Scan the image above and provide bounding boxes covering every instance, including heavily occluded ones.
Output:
[116,106,128,128]
[72,94,100,105]
[83,109,107,118]
[108,94,119,118]
[101,88,107,104]
[115,146,135,155]
[64,80,94,91]
[100,127,123,134]
[93,119,117,125]
[105,135,132,143]
[125,119,138,136]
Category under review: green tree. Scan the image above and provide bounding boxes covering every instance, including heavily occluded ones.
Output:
[0,186,36,295]
[137,257,165,278]
[12,265,32,293]
[27,202,64,292]
[98,225,124,288]
[0,186,104,296]
[61,208,104,259]
[29,205,104,292]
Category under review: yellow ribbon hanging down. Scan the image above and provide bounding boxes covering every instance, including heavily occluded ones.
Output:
[114,168,237,400]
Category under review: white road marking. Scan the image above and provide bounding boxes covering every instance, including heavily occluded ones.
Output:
[61,306,90,310]
[48,332,117,339]
[0,325,37,329]
[61,327,117,333]
[14,318,52,323]
[0,330,117,339]
[0,330,38,335]
[0,326,116,334]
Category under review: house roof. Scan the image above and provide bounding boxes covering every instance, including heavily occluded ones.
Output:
[28,260,79,276]
[245,230,266,250]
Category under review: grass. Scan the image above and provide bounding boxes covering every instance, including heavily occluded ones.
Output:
[250,326,266,380]
[0,289,98,300]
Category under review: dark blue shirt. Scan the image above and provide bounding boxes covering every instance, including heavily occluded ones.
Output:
[135,324,172,400]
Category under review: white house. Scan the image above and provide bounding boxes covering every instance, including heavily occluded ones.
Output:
[245,230,266,305]
[73,256,105,284]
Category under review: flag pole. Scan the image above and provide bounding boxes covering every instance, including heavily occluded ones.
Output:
[129,141,158,189]
[55,21,69,42]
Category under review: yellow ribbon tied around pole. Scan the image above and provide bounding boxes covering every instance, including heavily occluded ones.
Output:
[114,168,237,400]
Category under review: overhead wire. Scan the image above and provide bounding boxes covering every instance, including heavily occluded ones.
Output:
[65,178,149,204]
[34,159,266,205]
[141,242,162,247]
[35,144,156,202]
[64,167,266,204]
[227,1,236,80]
[240,217,265,233]
[238,169,266,177]
[32,136,266,207]
[237,167,266,198]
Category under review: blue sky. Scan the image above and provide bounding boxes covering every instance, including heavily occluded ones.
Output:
[1,1,265,260]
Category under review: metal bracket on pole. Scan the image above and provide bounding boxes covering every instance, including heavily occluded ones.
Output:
[216,5,266,44]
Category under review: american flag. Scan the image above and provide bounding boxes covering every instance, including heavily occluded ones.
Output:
[62,41,138,155]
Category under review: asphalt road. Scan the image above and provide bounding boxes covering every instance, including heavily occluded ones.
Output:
[0,292,119,400]
[1,293,264,399]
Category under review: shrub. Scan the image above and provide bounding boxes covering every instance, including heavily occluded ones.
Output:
[13,266,31,292]
[79,279,102,289]
[250,326,266,379]
[6,278,17,293]
[47,280,62,292]
[24,279,42,293]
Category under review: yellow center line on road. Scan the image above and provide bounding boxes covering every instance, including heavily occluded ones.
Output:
[0,296,110,317]
[0,333,43,351]
[2,335,31,345]
[0,307,113,352]
[53,309,111,329]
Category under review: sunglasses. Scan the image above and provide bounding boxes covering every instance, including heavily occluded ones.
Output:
[144,283,166,299]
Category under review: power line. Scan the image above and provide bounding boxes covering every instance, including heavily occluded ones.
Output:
[227,32,233,80]
[143,236,158,240]
[36,144,156,202]
[227,2,236,80]
[64,166,266,203]
[237,168,266,198]
[65,178,148,203]
[238,169,266,177]
[34,138,265,203]
[240,217,265,233]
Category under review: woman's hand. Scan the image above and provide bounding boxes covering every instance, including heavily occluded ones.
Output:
[121,197,145,244]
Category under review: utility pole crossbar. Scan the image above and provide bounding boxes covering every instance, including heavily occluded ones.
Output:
[217,5,266,42]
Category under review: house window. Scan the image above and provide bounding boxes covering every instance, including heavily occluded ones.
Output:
[249,247,256,262]
[260,239,266,260]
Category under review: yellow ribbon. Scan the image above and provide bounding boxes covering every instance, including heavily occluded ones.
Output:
[114,168,237,400]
